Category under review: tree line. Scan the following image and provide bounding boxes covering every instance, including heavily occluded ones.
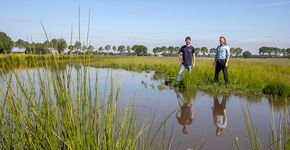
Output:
[258,47,290,57]
[0,31,148,56]
[1,31,290,58]
[153,46,246,57]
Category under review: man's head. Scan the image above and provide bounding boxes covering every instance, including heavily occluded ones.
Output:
[216,127,223,136]
[183,125,189,134]
[219,36,227,45]
[185,36,191,46]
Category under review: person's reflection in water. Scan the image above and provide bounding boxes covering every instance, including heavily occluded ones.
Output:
[175,89,195,134]
[212,95,228,136]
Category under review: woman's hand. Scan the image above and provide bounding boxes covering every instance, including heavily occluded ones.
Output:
[225,62,228,67]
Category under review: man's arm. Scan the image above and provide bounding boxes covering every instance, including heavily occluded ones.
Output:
[177,50,183,63]
[192,53,196,67]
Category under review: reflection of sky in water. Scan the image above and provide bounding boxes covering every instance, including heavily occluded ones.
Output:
[0,66,288,149]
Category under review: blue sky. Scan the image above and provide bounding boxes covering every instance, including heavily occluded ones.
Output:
[1,0,290,53]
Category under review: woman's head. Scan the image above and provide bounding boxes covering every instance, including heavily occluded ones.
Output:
[219,36,227,45]
[216,127,223,136]
[183,125,189,134]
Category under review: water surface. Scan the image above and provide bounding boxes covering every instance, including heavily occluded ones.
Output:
[0,65,288,149]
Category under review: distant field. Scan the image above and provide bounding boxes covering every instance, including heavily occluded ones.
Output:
[0,54,289,96]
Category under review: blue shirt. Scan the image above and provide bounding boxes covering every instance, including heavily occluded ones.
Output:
[215,45,230,60]
[179,45,195,65]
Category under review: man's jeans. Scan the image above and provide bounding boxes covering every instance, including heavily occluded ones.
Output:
[176,64,192,81]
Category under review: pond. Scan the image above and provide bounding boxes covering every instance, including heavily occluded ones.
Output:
[0,65,288,149]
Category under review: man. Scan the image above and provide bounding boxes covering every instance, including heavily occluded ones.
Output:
[175,89,195,134]
[176,36,196,81]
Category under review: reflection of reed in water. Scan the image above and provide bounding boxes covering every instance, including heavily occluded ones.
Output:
[212,95,229,137]
[175,89,196,134]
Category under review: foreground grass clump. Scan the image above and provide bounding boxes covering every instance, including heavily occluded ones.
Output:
[0,65,172,149]
[230,105,289,150]
[0,54,289,96]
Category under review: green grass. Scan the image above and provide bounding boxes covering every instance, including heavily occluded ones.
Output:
[229,105,289,150]
[0,61,174,149]
[0,55,289,97]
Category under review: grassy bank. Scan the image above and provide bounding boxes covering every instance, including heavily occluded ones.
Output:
[0,54,289,97]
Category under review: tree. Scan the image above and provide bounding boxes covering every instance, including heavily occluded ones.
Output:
[195,48,200,56]
[15,39,26,49]
[153,47,161,55]
[281,49,286,56]
[273,47,280,57]
[56,39,67,54]
[242,51,252,58]
[160,46,167,55]
[201,47,208,57]
[132,45,147,56]
[174,47,180,54]
[105,45,111,54]
[230,48,235,57]
[50,39,58,49]
[117,45,126,54]
[68,45,74,54]
[112,46,117,54]
[126,45,131,55]
[98,47,104,53]
[259,47,266,56]
[235,47,243,57]
[167,46,174,55]
[209,48,216,55]
[286,48,290,56]
[26,42,48,54]
[0,32,13,54]
[88,45,94,52]
[74,41,82,50]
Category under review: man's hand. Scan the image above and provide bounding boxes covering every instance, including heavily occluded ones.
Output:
[225,62,228,67]
[192,63,195,67]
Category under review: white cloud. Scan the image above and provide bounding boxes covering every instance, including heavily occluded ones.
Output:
[259,1,290,7]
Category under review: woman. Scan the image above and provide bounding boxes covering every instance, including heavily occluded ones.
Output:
[213,36,230,85]
[212,95,228,136]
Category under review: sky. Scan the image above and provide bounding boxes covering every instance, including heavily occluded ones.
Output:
[0,0,290,54]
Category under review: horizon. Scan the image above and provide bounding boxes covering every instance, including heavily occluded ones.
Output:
[1,0,290,54]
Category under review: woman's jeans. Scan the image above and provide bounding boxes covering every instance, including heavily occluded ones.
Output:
[176,64,192,81]
[214,59,229,84]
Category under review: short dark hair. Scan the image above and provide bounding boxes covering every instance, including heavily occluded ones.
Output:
[185,36,191,41]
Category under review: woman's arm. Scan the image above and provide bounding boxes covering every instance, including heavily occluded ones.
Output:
[225,46,230,67]
[213,47,217,66]
[190,107,195,119]
[177,48,183,63]
[223,109,227,124]
[176,109,181,118]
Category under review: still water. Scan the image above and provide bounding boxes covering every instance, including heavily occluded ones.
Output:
[0,65,288,149]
